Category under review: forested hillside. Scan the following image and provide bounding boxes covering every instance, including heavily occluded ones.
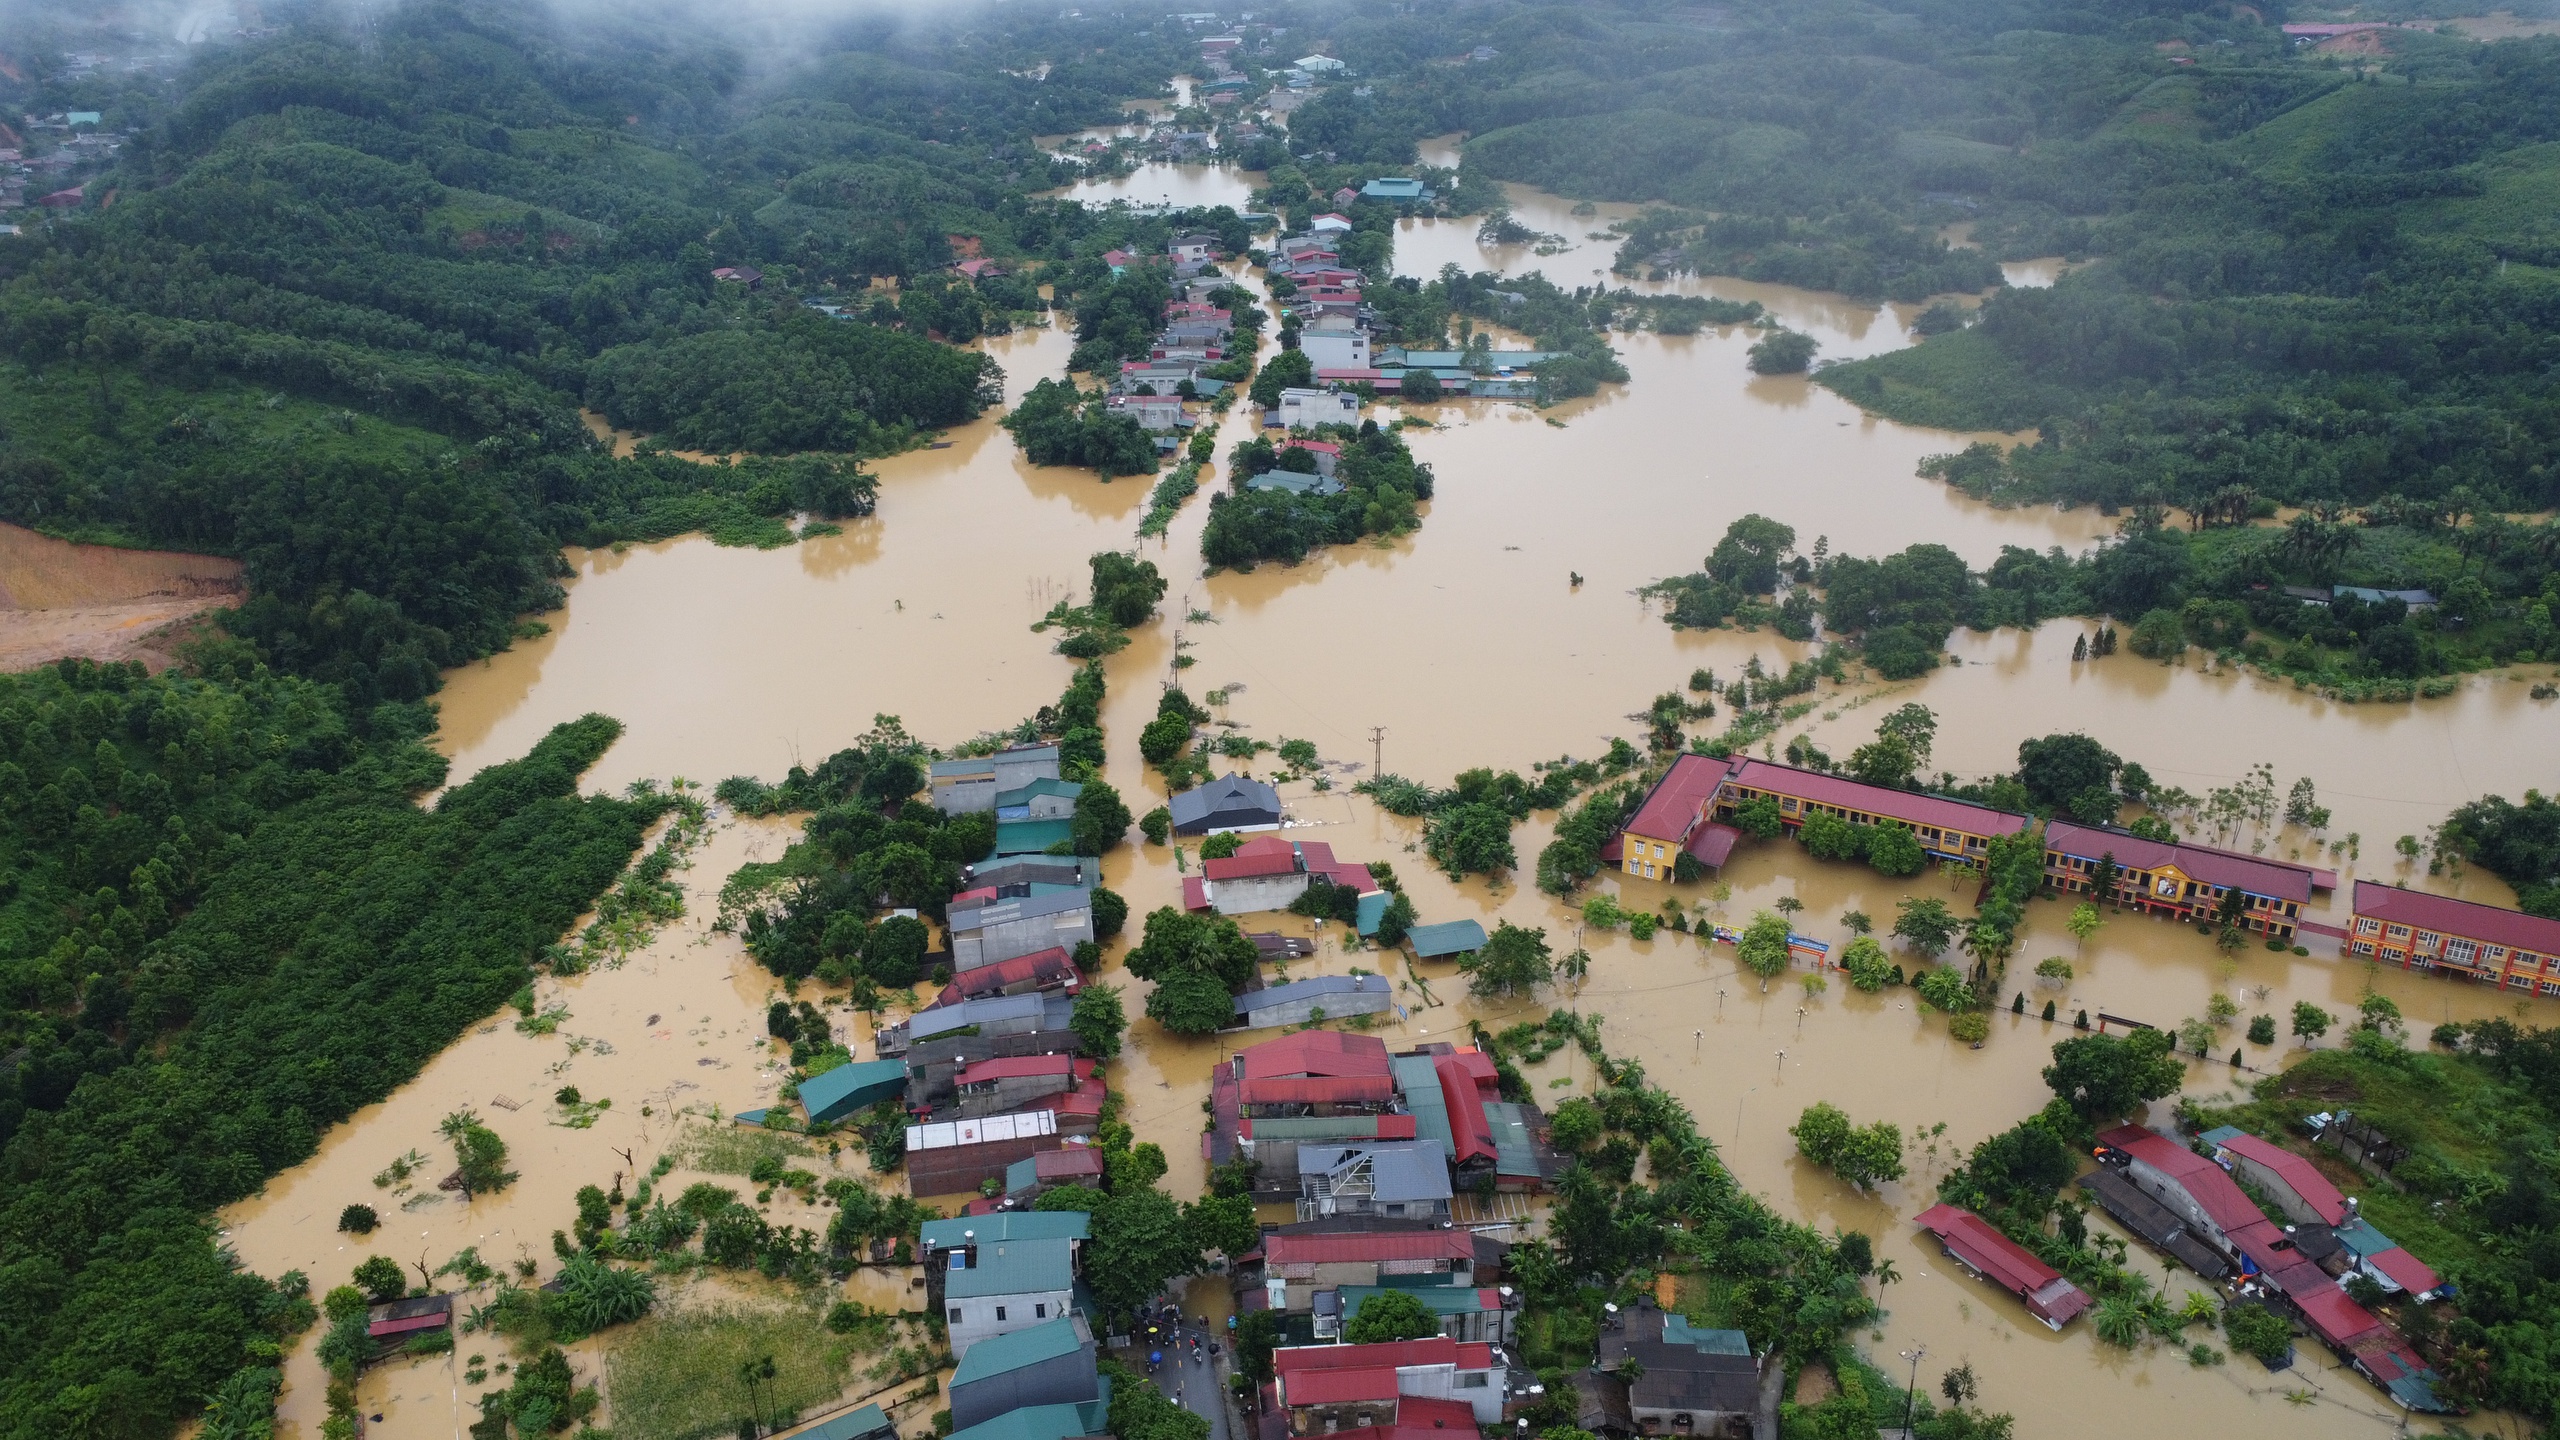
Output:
[1209,0,2560,518]
[0,7,1194,1437]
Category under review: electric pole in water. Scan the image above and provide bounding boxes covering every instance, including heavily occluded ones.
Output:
[1369,726,1386,778]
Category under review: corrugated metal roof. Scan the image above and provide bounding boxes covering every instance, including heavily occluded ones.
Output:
[992,818,1076,856]
[2292,1281,2389,1348]
[2215,1133,2348,1223]
[945,1238,1077,1299]
[1171,773,1281,827]
[951,1314,1088,1383]
[1281,1366,1400,1405]
[1406,920,1486,958]
[1266,1229,1476,1267]
[2354,880,2560,955]
[1296,1140,1454,1202]
[1435,1054,1494,1163]
[1244,1031,1394,1080]
[1728,760,2029,839]
[924,1212,1089,1248]
[2097,1125,2268,1236]
[2047,821,2315,904]
[1243,1074,1397,1106]
[1914,1204,2087,1325]
[800,1059,907,1122]
[1239,974,1393,1014]
[2368,1246,2441,1295]
[1392,1055,1454,1158]
[950,889,1092,929]
[1626,754,1734,845]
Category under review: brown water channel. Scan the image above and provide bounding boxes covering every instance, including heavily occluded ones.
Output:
[222,163,2559,1438]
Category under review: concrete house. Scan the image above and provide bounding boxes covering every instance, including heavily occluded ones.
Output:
[904,1110,1076,1196]
[933,745,1062,814]
[996,778,1083,821]
[1236,973,1395,1029]
[1297,317,1371,370]
[1273,1336,1505,1432]
[926,1212,1090,1361]
[944,1398,1111,1440]
[2200,1127,2350,1227]
[950,891,1096,971]
[2095,1125,2266,1258]
[1329,1282,1516,1346]
[1295,54,1348,73]
[1169,772,1283,835]
[1275,387,1359,429]
[1595,1300,1759,1438]
[1261,1227,1477,1313]
[933,946,1080,1006]
[1297,1140,1454,1222]
[953,1055,1100,1117]
[1310,212,1353,233]
[1184,835,1380,916]
[948,1315,1101,1428]
[1913,1205,2093,1330]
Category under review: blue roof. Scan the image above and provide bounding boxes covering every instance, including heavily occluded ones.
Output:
[1356,890,1388,937]
[992,818,1076,856]
[1662,1315,1752,1356]
[799,1059,907,1124]
[951,1315,1089,1386]
[944,1395,1110,1440]
[1407,919,1487,958]
[946,1237,1077,1299]
[923,1212,1091,1248]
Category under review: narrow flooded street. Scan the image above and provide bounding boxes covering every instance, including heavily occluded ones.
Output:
[218,159,2557,1438]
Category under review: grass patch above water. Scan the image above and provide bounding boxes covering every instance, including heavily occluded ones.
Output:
[662,1119,812,1178]
[603,1299,865,1440]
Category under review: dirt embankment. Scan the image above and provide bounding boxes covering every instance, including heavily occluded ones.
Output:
[0,522,243,673]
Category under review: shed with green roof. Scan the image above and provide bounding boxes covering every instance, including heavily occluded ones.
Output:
[799,1058,907,1125]
[1407,919,1487,959]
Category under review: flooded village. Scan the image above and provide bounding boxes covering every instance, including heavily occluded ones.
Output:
[10,11,2560,1440]
[201,115,2560,1440]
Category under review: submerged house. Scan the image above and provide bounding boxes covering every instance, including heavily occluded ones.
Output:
[2043,820,2325,940]
[1170,772,1283,835]
[1913,1204,2093,1330]
[933,746,1063,814]
[1594,1299,1759,1438]
[1236,973,1395,1029]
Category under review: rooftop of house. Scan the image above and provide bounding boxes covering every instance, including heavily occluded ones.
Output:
[931,744,1059,777]
[1297,1140,1455,1202]
[1265,1228,1478,1268]
[1407,919,1487,958]
[2045,820,2317,903]
[922,1213,1093,1253]
[995,778,1085,806]
[1170,772,1283,824]
[948,889,1092,929]
[935,947,1080,1006]
[952,1314,1092,1384]
[1726,759,2031,839]
[2206,1130,2349,1223]
[944,1237,1078,1299]
[1238,973,1393,1015]
[796,1058,907,1116]
[1625,753,1737,844]
[2355,880,2560,955]
[2096,1125,2267,1235]
[942,1398,1111,1440]
[1240,1028,1394,1080]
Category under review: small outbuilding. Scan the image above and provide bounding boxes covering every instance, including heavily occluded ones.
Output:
[800,1058,909,1124]
[1406,919,1487,960]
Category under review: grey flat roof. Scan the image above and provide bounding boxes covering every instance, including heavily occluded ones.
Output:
[1296,1140,1453,1202]
[951,890,1093,929]
[910,992,1071,1040]
[1236,973,1392,1014]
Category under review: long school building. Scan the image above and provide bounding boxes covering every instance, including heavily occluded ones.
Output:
[2350,881,2560,996]
[2041,820,2330,941]
[1613,755,2028,881]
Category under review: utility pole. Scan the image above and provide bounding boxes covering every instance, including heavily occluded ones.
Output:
[1369,726,1386,778]
[1899,1346,1927,1436]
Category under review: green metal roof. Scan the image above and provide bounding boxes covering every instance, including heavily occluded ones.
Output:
[1356,890,1387,937]
[997,778,1085,807]
[951,1315,1088,1386]
[1248,1115,1399,1142]
[800,1059,907,1124]
[923,1212,1090,1248]
[944,1396,1109,1440]
[1662,1315,1751,1356]
[1485,1100,1541,1179]
[946,1237,1075,1299]
[991,818,1076,856]
[1407,919,1487,958]
[1392,1055,1455,1159]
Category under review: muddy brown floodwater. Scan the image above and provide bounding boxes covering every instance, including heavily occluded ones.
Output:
[219,159,2558,1438]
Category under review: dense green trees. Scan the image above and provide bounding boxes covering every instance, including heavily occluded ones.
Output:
[1345,1289,1442,1344]
[1791,1102,1906,1190]
[1202,421,1436,568]
[587,314,1000,453]
[1005,379,1160,475]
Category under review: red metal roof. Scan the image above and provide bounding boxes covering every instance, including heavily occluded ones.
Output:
[2217,1134,2348,1224]
[1435,1053,1495,1163]
[1241,1074,1397,1106]
[368,1312,449,1338]
[1914,1204,2089,1326]
[1184,875,1210,911]
[2354,881,2560,956]
[1284,440,1342,455]
[1728,760,2030,839]
[1684,823,1740,867]
[1282,1367,1400,1405]
[1446,1050,1498,1089]
[1625,754,1734,845]
[959,1055,1076,1083]
[2045,821,2315,904]
[2096,1126,2267,1236]
[1208,850,1302,880]
[1394,1397,1483,1432]
[936,947,1077,1006]
[1264,1229,1477,1268]
[2227,1218,2295,1277]
[1241,1030,1393,1081]
[2369,1247,2441,1295]
[2292,1281,2389,1348]
[1034,1147,1105,1179]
